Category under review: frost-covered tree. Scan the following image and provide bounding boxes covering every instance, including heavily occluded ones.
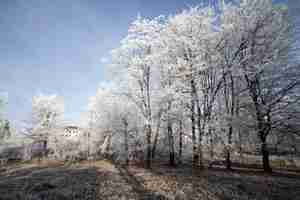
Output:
[219,0,300,172]
[0,120,11,142]
[29,94,65,157]
[154,6,226,168]
[0,97,10,143]
[94,0,300,172]
[88,86,142,164]
[110,16,165,168]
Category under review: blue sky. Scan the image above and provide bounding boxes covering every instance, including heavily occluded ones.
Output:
[0,0,293,127]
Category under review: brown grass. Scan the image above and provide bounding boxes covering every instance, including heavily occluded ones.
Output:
[0,160,299,200]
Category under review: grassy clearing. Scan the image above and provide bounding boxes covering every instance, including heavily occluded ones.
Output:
[0,160,299,200]
[127,163,300,200]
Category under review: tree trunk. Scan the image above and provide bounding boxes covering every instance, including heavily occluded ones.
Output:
[245,74,272,173]
[191,111,198,167]
[145,64,152,169]
[261,137,272,173]
[123,119,129,166]
[165,98,175,167]
[256,107,272,173]
[152,110,162,159]
[146,124,152,168]
[209,128,214,161]
[226,126,233,170]
[238,129,243,163]
[197,103,203,169]
[235,91,243,164]
[168,121,175,166]
[106,135,112,155]
[179,120,183,164]
[43,140,47,158]
[226,151,231,170]
[191,78,198,167]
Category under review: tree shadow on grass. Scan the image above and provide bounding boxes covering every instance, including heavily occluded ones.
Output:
[0,164,99,200]
[141,162,300,200]
[117,164,171,200]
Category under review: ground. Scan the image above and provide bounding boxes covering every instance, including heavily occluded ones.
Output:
[0,160,300,200]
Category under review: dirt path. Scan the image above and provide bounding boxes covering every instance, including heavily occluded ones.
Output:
[116,165,169,200]
[91,160,170,199]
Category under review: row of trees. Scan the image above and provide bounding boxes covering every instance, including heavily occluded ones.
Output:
[2,0,298,173]
[0,94,76,161]
[88,0,300,172]
[22,94,98,161]
[20,94,66,159]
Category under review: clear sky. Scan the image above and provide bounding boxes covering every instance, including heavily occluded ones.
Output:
[0,0,292,127]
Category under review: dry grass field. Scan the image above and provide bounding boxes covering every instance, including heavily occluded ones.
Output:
[0,159,300,200]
